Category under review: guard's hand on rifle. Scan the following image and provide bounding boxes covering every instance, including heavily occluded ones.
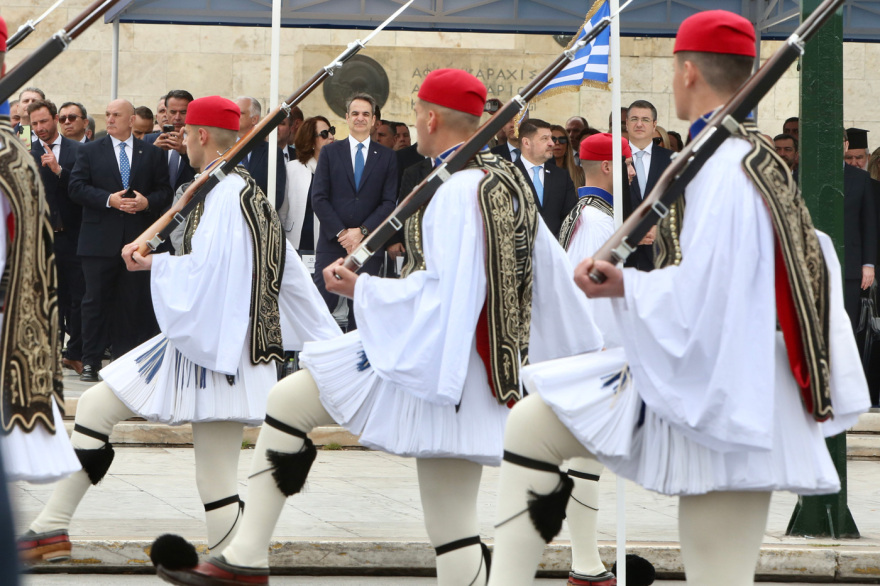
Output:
[122,242,152,272]
[324,258,358,299]
[574,257,624,298]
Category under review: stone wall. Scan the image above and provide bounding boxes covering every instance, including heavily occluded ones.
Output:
[2,1,875,149]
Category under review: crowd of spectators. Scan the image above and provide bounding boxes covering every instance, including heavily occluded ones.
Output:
[9,85,879,407]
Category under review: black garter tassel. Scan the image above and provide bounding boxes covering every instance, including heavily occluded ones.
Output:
[611,553,656,585]
[267,438,318,496]
[526,472,574,543]
[149,533,199,570]
[74,444,115,485]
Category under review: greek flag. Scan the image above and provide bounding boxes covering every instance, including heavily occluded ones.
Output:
[539,0,611,97]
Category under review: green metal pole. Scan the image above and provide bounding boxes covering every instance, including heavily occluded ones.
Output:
[786,0,859,539]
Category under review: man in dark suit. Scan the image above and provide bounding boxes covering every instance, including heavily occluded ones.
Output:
[514,118,577,238]
[626,99,673,271]
[236,96,287,212]
[69,99,172,381]
[28,99,85,374]
[311,92,398,330]
[58,102,89,144]
[843,133,878,331]
[490,116,521,162]
[144,89,196,194]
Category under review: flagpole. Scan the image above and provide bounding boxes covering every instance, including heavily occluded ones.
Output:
[609,1,626,581]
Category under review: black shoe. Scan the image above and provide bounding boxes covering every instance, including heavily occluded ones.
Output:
[79,365,99,383]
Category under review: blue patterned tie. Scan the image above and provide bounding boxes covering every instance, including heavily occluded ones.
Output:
[634,150,647,199]
[354,143,365,190]
[532,165,544,206]
[119,142,130,189]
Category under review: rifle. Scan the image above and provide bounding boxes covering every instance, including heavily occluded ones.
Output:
[6,0,68,51]
[0,0,120,103]
[341,0,633,273]
[588,0,844,283]
[133,0,415,256]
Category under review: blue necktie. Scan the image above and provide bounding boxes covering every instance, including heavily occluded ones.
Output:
[354,143,365,190]
[532,165,544,206]
[634,150,647,199]
[511,147,520,162]
[119,143,130,189]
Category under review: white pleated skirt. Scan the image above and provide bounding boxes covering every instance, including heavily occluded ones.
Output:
[300,331,510,466]
[101,335,276,426]
[526,336,842,496]
[0,399,80,483]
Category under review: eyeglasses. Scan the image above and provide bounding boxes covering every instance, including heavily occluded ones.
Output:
[58,115,82,123]
[551,136,568,144]
[316,127,336,139]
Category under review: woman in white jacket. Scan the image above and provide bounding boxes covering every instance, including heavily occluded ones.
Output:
[281,116,335,251]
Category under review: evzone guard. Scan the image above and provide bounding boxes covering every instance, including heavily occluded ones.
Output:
[0,13,80,492]
[486,11,870,586]
[156,69,604,586]
[19,96,340,562]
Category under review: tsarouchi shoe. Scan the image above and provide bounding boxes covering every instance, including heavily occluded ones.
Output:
[568,570,618,586]
[157,555,269,586]
[17,529,71,563]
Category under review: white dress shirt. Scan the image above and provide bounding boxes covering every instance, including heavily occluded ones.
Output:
[629,141,654,172]
[520,157,545,190]
[349,135,371,169]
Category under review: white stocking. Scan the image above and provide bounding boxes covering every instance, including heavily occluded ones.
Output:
[417,458,486,586]
[488,395,594,586]
[221,370,334,568]
[679,491,771,586]
[191,421,245,554]
[566,457,606,577]
[29,383,134,533]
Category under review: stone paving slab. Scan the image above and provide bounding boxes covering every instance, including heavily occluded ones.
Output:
[10,448,880,579]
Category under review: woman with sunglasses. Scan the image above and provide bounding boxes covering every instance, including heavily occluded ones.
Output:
[283,116,335,252]
[551,124,585,188]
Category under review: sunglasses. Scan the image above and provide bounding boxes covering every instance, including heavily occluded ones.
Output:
[58,115,82,123]
[652,136,663,146]
[316,127,336,139]
[551,136,568,144]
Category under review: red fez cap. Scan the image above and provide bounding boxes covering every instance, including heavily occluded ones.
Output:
[418,69,486,117]
[0,16,7,52]
[674,10,756,57]
[579,133,631,161]
[185,96,240,131]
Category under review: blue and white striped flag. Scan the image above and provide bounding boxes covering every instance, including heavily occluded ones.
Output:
[539,0,611,97]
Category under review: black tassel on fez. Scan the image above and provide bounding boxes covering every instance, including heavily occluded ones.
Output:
[267,438,318,496]
[526,472,575,543]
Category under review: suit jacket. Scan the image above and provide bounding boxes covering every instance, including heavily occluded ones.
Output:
[844,164,878,280]
[69,135,172,257]
[143,131,196,193]
[514,158,578,239]
[396,143,425,184]
[626,145,673,271]
[31,136,82,237]
[491,143,517,162]
[311,138,398,258]
[389,157,433,247]
[244,141,288,212]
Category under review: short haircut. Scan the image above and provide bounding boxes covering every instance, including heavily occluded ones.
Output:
[87,116,96,133]
[59,101,87,119]
[416,99,480,133]
[346,93,377,116]
[27,99,57,118]
[135,106,154,121]
[774,133,798,151]
[519,118,552,140]
[394,122,409,134]
[191,125,238,149]
[20,87,45,100]
[379,119,393,128]
[289,105,304,122]
[295,116,332,165]
[165,90,194,106]
[580,159,604,174]
[236,96,261,118]
[675,51,754,96]
[568,115,588,127]
[627,99,658,121]
[9,100,18,108]
[374,104,382,120]
[784,116,799,126]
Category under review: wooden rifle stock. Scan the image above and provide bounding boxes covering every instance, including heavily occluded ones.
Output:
[341,12,618,273]
[589,0,845,283]
[0,0,119,103]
